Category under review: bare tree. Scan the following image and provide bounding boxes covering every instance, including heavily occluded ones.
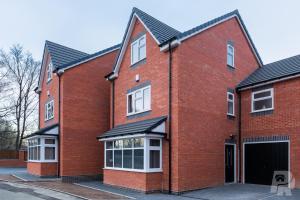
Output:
[0,45,40,150]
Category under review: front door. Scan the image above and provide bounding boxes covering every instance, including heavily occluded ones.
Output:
[225,144,235,183]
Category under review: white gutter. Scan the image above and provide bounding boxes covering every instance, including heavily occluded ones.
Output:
[160,39,181,52]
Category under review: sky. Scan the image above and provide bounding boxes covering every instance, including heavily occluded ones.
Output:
[0,0,299,65]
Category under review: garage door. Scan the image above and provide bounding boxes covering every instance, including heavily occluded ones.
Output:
[244,142,289,185]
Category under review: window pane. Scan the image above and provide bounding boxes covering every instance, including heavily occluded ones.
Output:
[139,45,146,60]
[254,91,271,99]
[143,88,150,110]
[135,98,143,112]
[132,42,138,63]
[228,93,233,100]
[228,46,233,54]
[134,138,144,147]
[106,141,113,149]
[150,139,160,147]
[45,147,55,160]
[128,95,133,113]
[45,139,55,144]
[123,139,133,148]
[254,99,272,110]
[227,54,233,66]
[123,150,133,169]
[228,102,234,114]
[114,150,122,168]
[114,140,122,149]
[150,150,160,168]
[134,149,144,169]
[106,150,113,167]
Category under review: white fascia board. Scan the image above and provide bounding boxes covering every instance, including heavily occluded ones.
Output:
[178,14,263,67]
[160,39,181,52]
[99,133,164,141]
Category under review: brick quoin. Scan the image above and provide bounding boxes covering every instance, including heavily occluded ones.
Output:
[241,78,300,188]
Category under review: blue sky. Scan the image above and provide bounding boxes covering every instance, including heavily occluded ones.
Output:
[0,0,299,64]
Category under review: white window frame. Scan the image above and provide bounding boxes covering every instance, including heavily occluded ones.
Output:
[127,86,151,116]
[251,88,274,113]
[227,44,235,67]
[45,100,54,121]
[104,136,162,173]
[47,62,53,82]
[131,34,146,65]
[227,92,235,116]
[28,136,58,163]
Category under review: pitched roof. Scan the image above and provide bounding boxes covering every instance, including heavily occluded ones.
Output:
[57,43,121,70]
[133,7,181,45]
[45,40,89,69]
[237,55,300,89]
[23,123,59,139]
[97,116,167,139]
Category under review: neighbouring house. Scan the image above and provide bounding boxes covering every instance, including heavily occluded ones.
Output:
[24,41,120,180]
[97,8,262,193]
[237,55,300,188]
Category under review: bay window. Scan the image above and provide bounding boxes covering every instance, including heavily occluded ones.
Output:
[127,86,151,116]
[131,34,146,65]
[28,137,57,162]
[104,137,162,172]
[251,88,274,112]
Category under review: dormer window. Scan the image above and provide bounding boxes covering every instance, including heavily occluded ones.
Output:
[47,62,53,82]
[131,35,146,65]
[227,44,234,67]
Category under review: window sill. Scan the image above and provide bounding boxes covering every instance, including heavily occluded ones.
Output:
[227,114,235,120]
[27,160,58,163]
[130,58,146,69]
[127,109,151,117]
[227,64,235,69]
[103,167,162,173]
[44,117,54,122]
[251,108,274,114]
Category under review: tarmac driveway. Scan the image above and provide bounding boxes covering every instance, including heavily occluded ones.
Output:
[0,167,26,174]
[181,184,300,200]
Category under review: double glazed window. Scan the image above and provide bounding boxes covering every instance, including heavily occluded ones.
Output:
[251,88,274,112]
[28,137,57,162]
[227,44,234,67]
[131,35,146,65]
[227,92,234,116]
[127,86,151,115]
[45,100,54,121]
[105,137,162,172]
[47,62,53,82]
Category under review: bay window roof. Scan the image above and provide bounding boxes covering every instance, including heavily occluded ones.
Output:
[97,116,167,140]
[23,123,59,139]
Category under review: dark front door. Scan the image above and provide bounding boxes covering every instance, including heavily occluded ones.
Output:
[225,144,235,183]
[244,142,289,185]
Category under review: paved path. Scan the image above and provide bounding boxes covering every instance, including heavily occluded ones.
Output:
[0,181,81,200]
[0,167,26,174]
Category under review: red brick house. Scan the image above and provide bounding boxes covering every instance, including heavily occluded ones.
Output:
[237,55,300,188]
[25,41,120,180]
[97,8,263,193]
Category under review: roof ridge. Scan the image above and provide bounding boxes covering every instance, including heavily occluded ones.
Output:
[45,40,89,55]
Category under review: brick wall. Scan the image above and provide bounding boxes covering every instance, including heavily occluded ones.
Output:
[241,78,300,188]
[27,162,58,177]
[60,50,118,177]
[0,151,27,167]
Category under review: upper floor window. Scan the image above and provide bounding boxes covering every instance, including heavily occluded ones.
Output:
[127,86,151,116]
[47,62,53,82]
[227,44,234,67]
[45,100,54,121]
[227,92,234,116]
[131,35,146,65]
[251,88,274,113]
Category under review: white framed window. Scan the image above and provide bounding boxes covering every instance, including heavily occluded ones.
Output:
[251,88,274,113]
[47,62,53,82]
[104,137,162,172]
[28,137,57,162]
[131,34,146,65]
[227,44,234,67]
[227,92,234,116]
[45,100,54,121]
[127,86,151,116]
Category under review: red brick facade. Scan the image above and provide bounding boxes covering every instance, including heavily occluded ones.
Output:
[240,78,300,188]
[27,162,58,177]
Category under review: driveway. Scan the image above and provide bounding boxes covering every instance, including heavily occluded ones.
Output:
[0,167,26,174]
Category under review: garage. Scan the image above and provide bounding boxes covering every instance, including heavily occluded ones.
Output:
[244,141,289,185]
